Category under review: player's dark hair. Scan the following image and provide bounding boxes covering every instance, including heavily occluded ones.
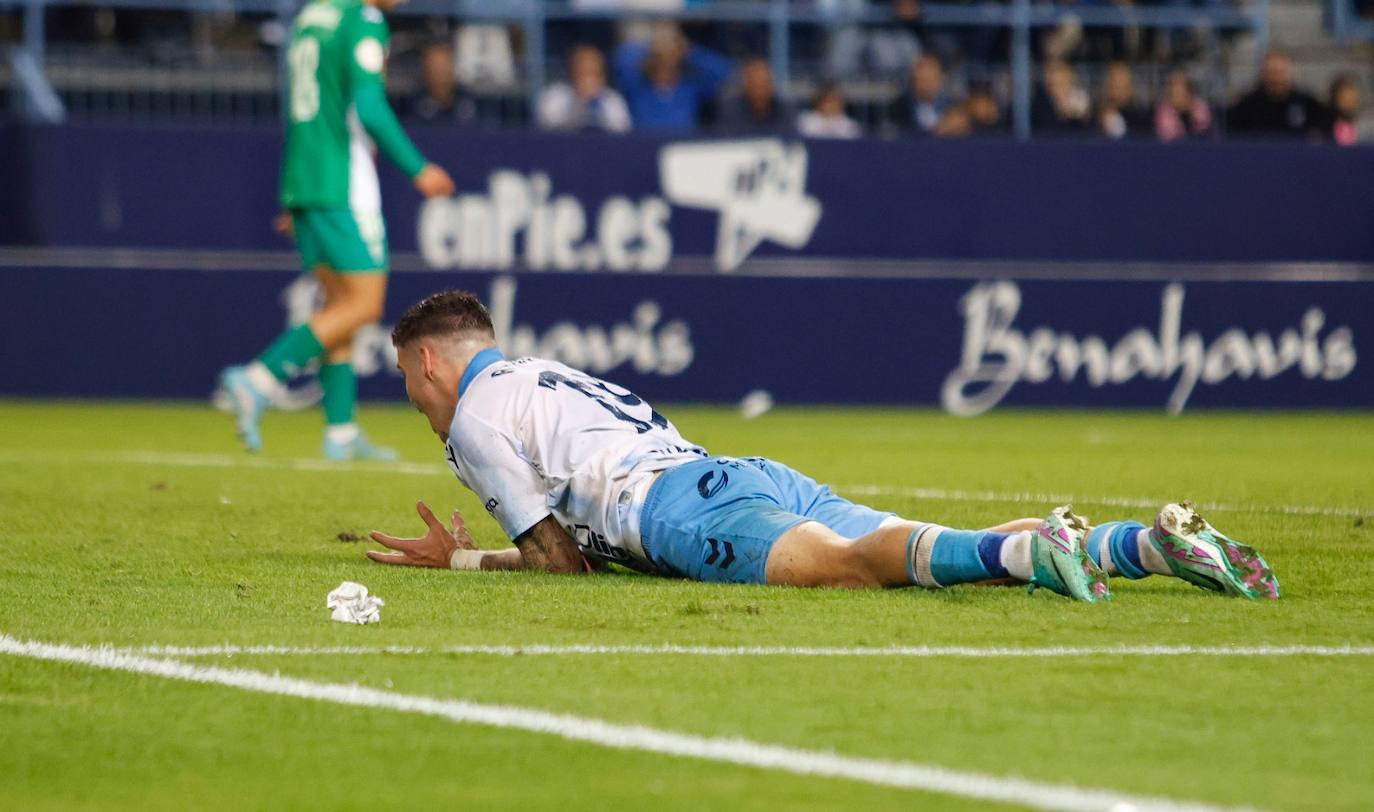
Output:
[391,289,496,347]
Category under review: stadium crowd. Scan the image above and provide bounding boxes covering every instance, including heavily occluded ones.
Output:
[403,23,1361,144]
[5,7,1365,143]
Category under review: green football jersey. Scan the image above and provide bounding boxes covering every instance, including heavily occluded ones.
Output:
[279,0,425,210]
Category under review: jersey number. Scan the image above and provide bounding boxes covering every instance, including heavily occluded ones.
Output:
[288,38,321,122]
[537,371,668,434]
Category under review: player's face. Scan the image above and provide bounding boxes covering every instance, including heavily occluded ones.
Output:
[397,343,457,442]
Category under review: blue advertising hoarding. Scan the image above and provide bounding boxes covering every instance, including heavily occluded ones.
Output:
[1,123,1369,410]
[3,123,1374,265]
[0,264,1367,411]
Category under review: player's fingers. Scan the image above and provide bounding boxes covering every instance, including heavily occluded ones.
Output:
[450,509,477,550]
[369,530,420,551]
[416,501,447,534]
[366,549,412,565]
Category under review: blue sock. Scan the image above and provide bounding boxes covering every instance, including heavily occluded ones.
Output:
[976,533,1012,579]
[1086,521,1149,579]
[907,526,1009,587]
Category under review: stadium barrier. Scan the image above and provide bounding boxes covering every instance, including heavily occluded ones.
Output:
[1,264,1369,410]
[1,123,1370,409]
[3,124,1374,263]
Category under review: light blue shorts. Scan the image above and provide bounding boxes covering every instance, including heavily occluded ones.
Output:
[638,456,896,584]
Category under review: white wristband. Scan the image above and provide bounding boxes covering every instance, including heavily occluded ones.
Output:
[449,548,486,571]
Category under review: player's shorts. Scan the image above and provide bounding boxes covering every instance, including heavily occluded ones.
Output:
[638,456,896,585]
[292,208,389,273]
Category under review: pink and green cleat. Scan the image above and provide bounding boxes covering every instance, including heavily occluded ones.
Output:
[1150,502,1280,600]
[1028,505,1112,602]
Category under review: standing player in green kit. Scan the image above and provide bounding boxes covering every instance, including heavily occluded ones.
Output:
[219,0,455,460]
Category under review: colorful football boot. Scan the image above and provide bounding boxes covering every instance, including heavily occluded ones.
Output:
[1149,501,1280,600]
[1028,505,1112,602]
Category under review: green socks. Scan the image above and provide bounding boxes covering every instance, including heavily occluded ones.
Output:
[256,324,325,382]
[320,361,357,426]
[255,324,356,427]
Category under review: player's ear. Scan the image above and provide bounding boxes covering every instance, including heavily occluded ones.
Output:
[418,344,438,381]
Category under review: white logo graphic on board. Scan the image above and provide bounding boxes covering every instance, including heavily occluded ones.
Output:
[659,139,821,272]
[941,282,1358,416]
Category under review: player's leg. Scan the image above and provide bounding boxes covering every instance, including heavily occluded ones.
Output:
[218,268,328,457]
[765,516,1041,586]
[764,497,1278,599]
[248,210,371,390]
[219,207,333,452]
[306,270,387,349]
[313,266,396,461]
[220,267,329,453]
[1083,503,1279,599]
[638,457,1104,599]
[755,458,1109,600]
[220,209,390,454]
[764,508,1110,600]
[250,221,387,378]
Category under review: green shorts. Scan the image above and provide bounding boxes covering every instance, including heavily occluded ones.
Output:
[292,208,389,274]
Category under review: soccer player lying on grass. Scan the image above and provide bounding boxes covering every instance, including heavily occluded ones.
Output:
[366,290,1280,602]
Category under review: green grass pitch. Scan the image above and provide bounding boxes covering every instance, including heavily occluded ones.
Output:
[1,400,1372,810]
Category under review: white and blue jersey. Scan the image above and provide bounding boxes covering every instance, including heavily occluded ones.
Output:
[444,349,896,583]
[443,349,707,570]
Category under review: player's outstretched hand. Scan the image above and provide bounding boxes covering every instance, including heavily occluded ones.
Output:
[413,164,456,199]
[274,211,295,240]
[368,500,465,568]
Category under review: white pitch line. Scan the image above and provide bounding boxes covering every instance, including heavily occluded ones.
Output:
[838,484,1370,520]
[0,448,444,477]
[131,643,1374,658]
[0,634,1236,812]
[0,447,1367,520]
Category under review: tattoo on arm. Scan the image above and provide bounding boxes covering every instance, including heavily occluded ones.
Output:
[513,516,587,574]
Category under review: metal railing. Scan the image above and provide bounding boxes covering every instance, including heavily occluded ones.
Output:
[1328,0,1374,40]
[1,0,1270,137]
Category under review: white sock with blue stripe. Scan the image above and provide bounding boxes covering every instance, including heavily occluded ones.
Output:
[1086,521,1171,578]
[905,525,1033,587]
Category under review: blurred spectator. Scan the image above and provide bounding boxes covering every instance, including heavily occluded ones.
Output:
[537,45,632,133]
[892,0,999,66]
[1032,61,1092,135]
[1323,74,1361,145]
[715,57,788,134]
[826,2,921,81]
[887,54,956,137]
[965,81,1006,135]
[933,105,972,138]
[1226,51,1324,140]
[1095,61,1151,140]
[1154,69,1213,142]
[403,41,478,124]
[613,22,731,132]
[797,83,863,139]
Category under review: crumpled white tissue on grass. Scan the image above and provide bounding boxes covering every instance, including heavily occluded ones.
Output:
[326,581,384,625]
